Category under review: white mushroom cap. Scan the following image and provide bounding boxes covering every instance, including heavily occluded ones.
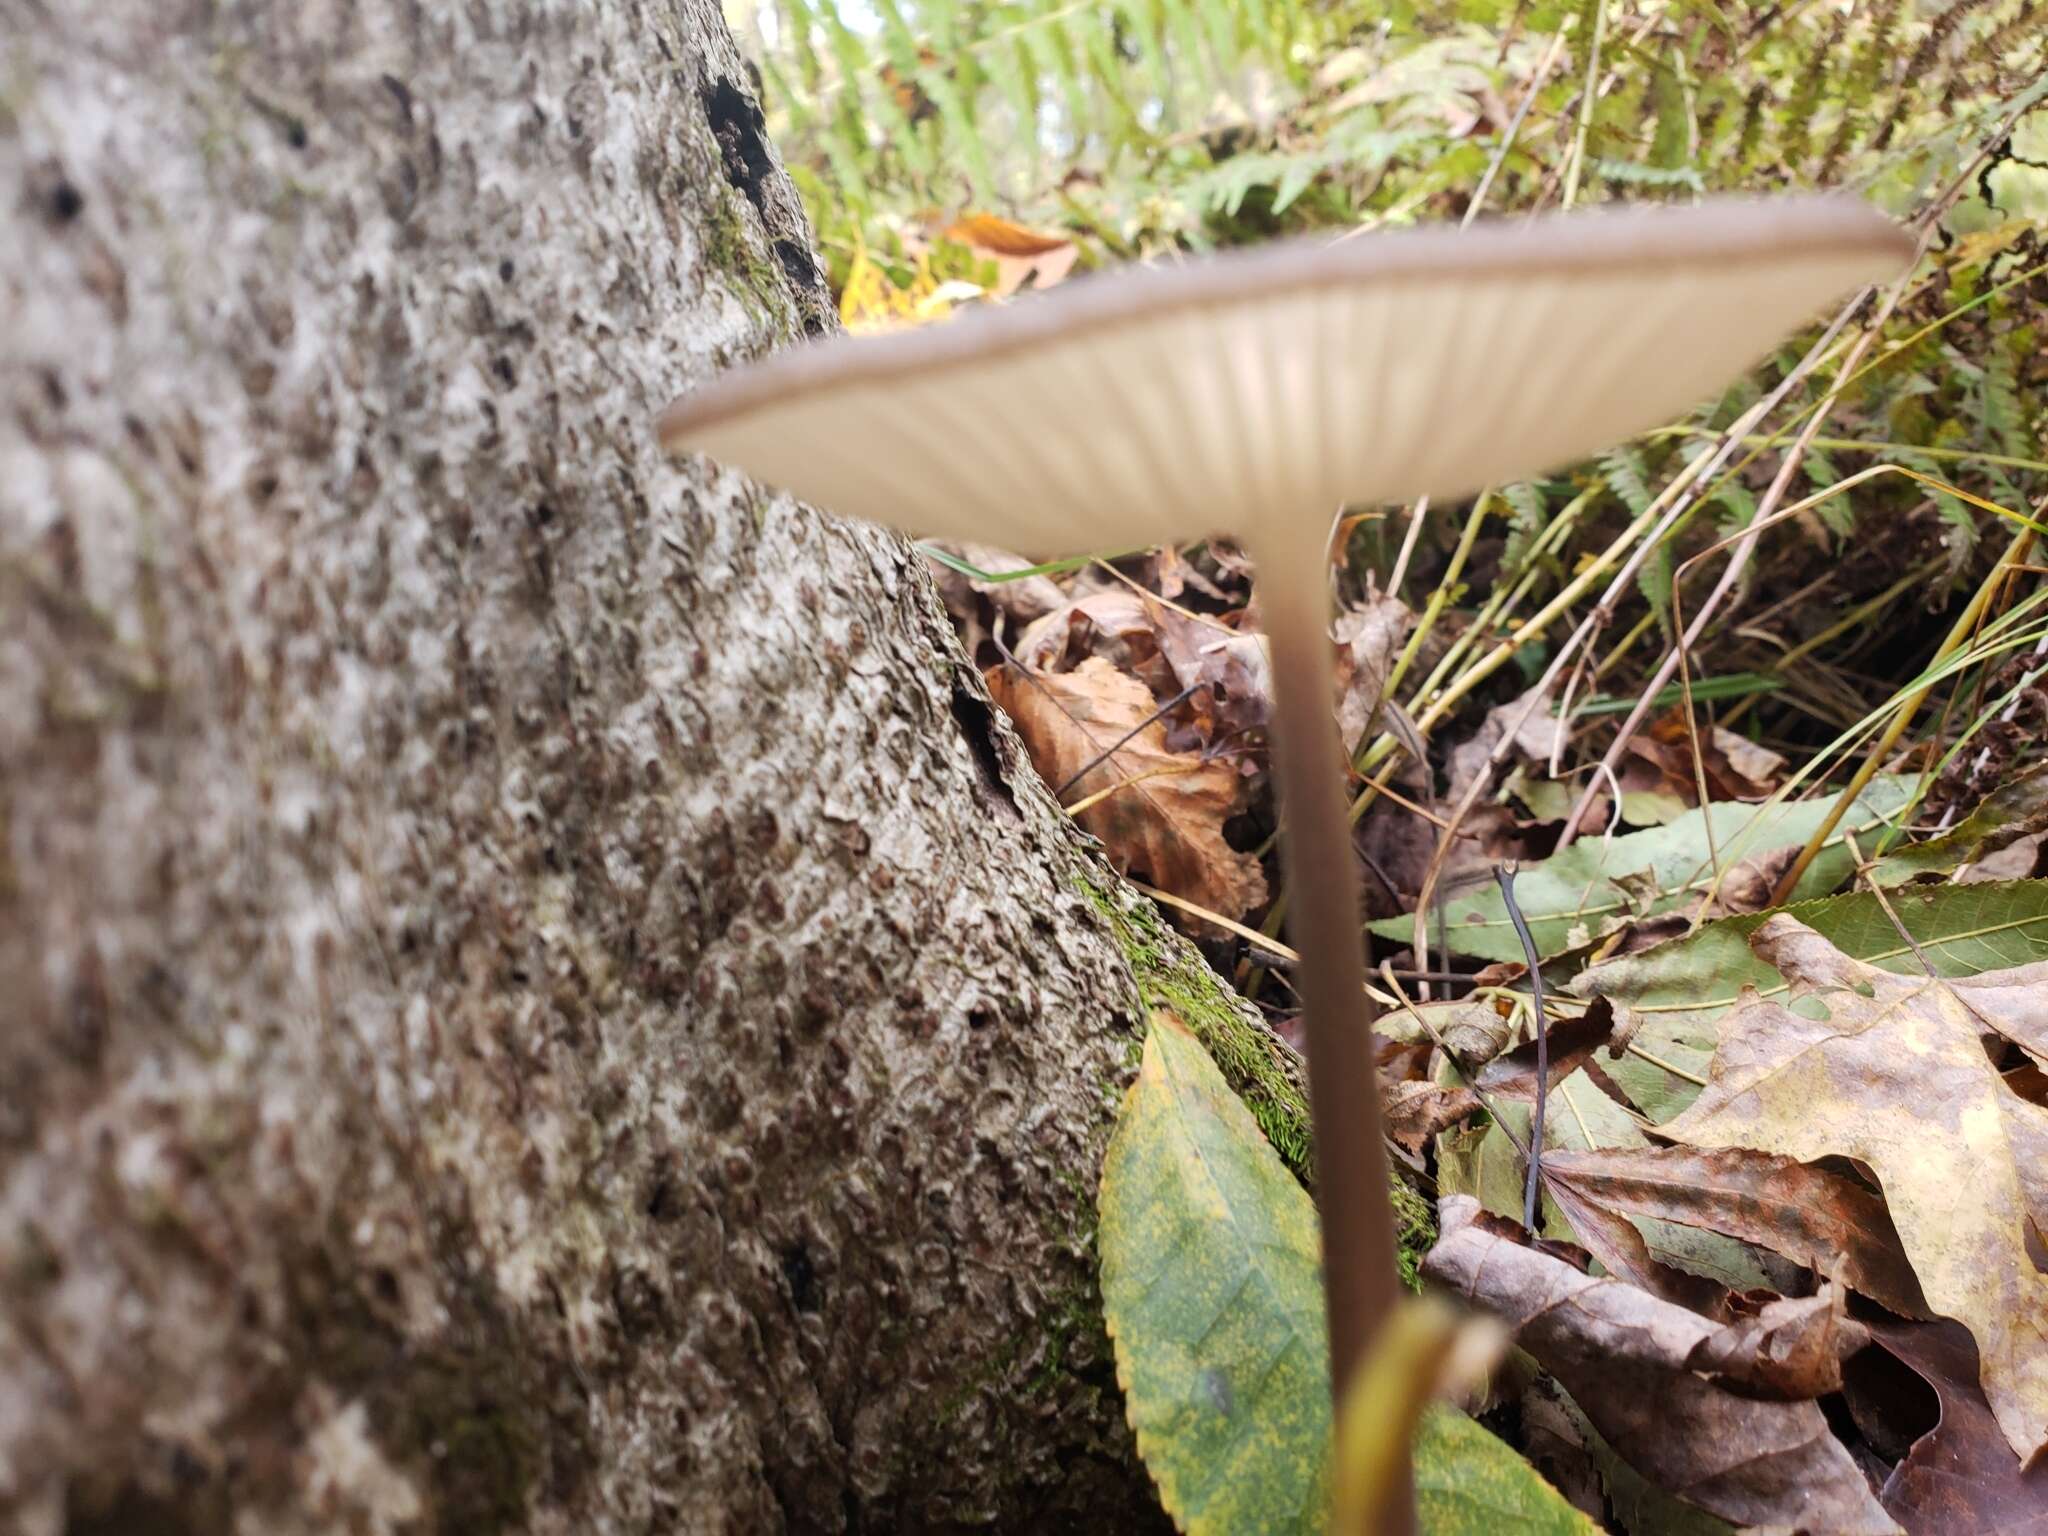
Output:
[659,197,1912,557]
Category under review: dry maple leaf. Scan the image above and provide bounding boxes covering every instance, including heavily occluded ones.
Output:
[1425,1196,1901,1533]
[1664,914,2048,1462]
[986,657,1267,927]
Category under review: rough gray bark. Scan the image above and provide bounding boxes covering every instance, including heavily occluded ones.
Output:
[0,3,1249,1529]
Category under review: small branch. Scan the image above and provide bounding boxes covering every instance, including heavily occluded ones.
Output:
[1052,681,1201,798]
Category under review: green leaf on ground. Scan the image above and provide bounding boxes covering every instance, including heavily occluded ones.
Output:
[1369,777,1915,964]
[1101,1011,1328,1533]
[1100,1011,1590,1534]
[1416,1404,1600,1534]
[1872,764,2048,885]
[1437,1069,1778,1294]
[1572,878,2048,1123]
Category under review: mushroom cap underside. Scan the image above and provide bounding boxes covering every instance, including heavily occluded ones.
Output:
[659,197,1912,558]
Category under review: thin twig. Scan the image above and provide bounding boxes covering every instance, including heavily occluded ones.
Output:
[1492,864,1549,1230]
[1051,680,1201,798]
[1386,496,1431,597]
[1464,30,1569,227]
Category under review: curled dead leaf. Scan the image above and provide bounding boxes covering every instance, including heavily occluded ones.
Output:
[1855,1317,2048,1533]
[1536,1144,1930,1322]
[1424,1196,1902,1534]
[987,657,1267,930]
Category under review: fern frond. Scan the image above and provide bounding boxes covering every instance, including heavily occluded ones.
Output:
[1600,446,1655,515]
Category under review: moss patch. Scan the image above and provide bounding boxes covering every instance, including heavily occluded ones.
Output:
[1077,865,1433,1287]
[700,184,797,331]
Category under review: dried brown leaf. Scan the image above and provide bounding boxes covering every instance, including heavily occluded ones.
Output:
[1688,1289,1866,1400]
[1473,1003,1618,1101]
[987,658,1267,927]
[1015,589,1272,746]
[1664,916,2048,1460]
[1537,1144,1930,1321]
[1333,596,1412,756]
[1383,1080,1482,1155]
[1622,711,1786,808]
[1424,1196,1902,1534]
[1448,682,1563,802]
[1858,1317,2048,1533]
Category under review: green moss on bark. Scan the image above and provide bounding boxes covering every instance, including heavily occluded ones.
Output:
[1077,865,1433,1287]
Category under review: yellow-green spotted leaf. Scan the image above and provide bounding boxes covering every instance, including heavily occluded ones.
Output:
[1415,1405,1600,1533]
[1100,1012,1592,1534]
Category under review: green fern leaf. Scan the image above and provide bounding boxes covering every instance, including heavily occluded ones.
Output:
[1600,446,1655,515]
[1638,540,1677,641]
[1500,482,1552,576]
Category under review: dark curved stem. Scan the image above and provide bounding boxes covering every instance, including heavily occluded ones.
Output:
[1493,863,1548,1230]
[1258,540,1414,1536]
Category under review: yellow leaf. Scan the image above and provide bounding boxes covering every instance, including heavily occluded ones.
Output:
[944,211,1072,256]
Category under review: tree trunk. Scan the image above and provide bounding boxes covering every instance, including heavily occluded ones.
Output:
[0,3,1363,1531]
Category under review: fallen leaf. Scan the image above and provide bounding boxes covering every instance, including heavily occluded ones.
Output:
[1100,1016,1594,1535]
[1537,1144,1930,1321]
[1516,1381,1611,1524]
[1016,589,1161,673]
[1857,1317,2048,1533]
[1369,775,1917,964]
[923,543,1068,660]
[1621,710,1786,807]
[1959,831,2048,884]
[1424,1196,1902,1534]
[1572,877,2048,1123]
[942,212,1080,297]
[1663,915,2048,1460]
[1435,1070,1779,1312]
[988,658,1267,927]
[1874,763,2048,886]
[1554,1393,1737,1536]
[1100,1013,1330,1532]
[1384,1080,1482,1154]
[1147,598,1272,742]
[1447,682,1564,802]
[1333,596,1412,756]
[944,211,1072,256]
[1687,1288,1866,1401]
[1015,589,1272,747]
[1471,1003,1617,1101]
[839,245,972,332]
[1377,997,1520,1062]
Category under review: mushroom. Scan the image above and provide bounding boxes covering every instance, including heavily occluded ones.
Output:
[659,196,1911,1512]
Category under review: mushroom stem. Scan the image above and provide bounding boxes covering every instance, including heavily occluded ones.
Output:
[1255,531,1414,1535]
